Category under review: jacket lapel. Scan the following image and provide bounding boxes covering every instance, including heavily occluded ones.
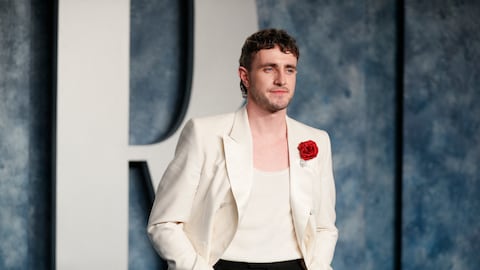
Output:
[223,107,254,221]
[222,111,314,251]
[287,117,314,251]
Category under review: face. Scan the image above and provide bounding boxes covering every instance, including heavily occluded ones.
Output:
[239,45,297,113]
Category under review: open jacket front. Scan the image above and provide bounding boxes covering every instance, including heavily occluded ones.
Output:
[147,107,338,270]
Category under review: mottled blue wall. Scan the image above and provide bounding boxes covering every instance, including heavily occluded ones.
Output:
[256,1,397,269]
[130,0,190,145]
[403,1,480,269]
[0,1,54,269]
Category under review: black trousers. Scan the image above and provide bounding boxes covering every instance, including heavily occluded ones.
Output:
[214,259,306,270]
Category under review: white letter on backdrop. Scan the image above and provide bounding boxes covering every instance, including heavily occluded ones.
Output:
[56,0,257,269]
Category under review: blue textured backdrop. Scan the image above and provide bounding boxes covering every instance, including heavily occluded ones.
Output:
[129,0,187,145]
[1,0,479,270]
[0,1,54,269]
[255,1,397,269]
[403,1,480,269]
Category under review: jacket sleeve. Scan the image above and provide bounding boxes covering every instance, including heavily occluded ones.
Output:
[311,132,338,270]
[147,119,213,270]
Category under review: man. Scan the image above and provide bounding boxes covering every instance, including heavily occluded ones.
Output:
[147,29,338,270]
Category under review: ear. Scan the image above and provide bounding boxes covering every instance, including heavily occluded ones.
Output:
[238,66,250,88]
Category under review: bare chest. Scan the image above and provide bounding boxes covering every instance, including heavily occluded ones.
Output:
[252,138,289,171]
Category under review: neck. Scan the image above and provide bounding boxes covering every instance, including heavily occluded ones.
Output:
[246,105,287,138]
[246,104,290,171]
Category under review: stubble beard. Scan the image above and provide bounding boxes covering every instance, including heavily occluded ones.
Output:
[249,88,292,113]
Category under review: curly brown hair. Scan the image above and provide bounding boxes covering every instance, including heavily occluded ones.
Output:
[239,29,299,97]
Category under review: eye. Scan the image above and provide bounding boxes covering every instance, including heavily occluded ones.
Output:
[286,67,296,74]
[263,67,273,72]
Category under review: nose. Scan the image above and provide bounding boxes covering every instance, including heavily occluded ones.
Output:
[274,70,286,86]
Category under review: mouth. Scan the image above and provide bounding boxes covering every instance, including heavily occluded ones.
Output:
[270,88,289,94]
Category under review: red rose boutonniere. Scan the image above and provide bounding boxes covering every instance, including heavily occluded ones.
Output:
[298,140,318,165]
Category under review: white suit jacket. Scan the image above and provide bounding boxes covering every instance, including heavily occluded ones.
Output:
[147,107,338,270]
